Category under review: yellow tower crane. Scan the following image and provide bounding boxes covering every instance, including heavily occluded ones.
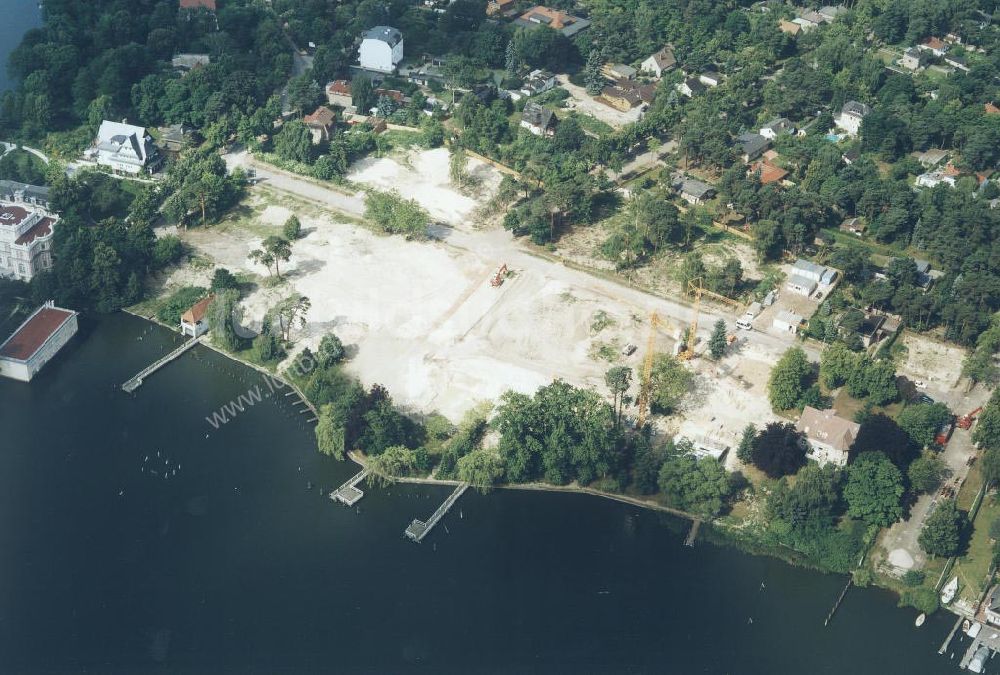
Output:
[683,278,742,360]
[637,312,670,427]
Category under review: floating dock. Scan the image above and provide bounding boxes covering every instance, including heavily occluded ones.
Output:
[330,469,369,506]
[405,483,469,543]
[122,337,201,392]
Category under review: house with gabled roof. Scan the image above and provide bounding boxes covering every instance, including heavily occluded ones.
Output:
[796,406,858,467]
[641,47,676,78]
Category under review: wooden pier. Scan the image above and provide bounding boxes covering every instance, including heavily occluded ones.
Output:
[330,469,369,506]
[823,578,852,626]
[939,614,964,654]
[405,483,469,543]
[122,337,201,392]
[684,519,702,547]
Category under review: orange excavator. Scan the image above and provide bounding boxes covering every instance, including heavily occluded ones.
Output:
[957,406,983,430]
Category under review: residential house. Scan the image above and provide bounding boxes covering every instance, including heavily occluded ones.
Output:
[600,84,642,112]
[839,217,865,236]
[698,71,723,88]
[792,258,837,285]
[158,124,188,152]
[0,302,78,382]
[673,177,716,205]
[835,100,872,136]
[759,117,795,140]
[749,159,788,185]
[171,53,211,72]
[985,586,1000,626]
[794,10,825,31]
[817,5,846,22]
[0,200,57,281]
[179,0,216,10]
[737,132,770,163]
[676,77,705,98]
[841,148,860,165]
[91,120,160,175]
[944,55,970,72]
[602,63,637,81]
[180,296,214,338]
[520,102,556,136]
[915,148,949,168]
[486,0,515,16]
[359,26,404,73]
[773,309,803,334]
[326,80,353,108]
[303,106,336,143]
[796,406,859,467]
[0,180,49,209]
[520,69,556,97]
[986,103,1000,115]
[916,170,957,189]
[641,47,676,78]
[918,36,949,57]
[514,6,591,37]
[778,19,801,36]
[900,47,921,71]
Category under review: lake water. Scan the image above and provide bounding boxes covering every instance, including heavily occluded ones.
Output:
[0,0,42,92]
[0,313,975,672]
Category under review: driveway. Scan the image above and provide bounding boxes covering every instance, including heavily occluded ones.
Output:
[555,75,645,129]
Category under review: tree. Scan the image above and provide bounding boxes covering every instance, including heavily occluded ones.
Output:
[736,424,756,464]
[248,246,275,277]
[456,448,505,491]
[657,444,733,517]
[908,453,946,494]
[604,366,632,427]
[283,215,302,240]
[351,75,375,114]
[364,190,430,239]
[449,145,469,188]
[751,422,807,478]
[919,499,964,558]
[317,333,346,367]
[375,94,396,119]
[844,452,904,528]
[207,289,242,351]
[898,403,953,447]
[768,464,842,534]
[274,120,314,164]
[273,294,310,341]
[648,354,692,415]
[262,236,292,279]
[584,49,604,96]
[252,316,283,363]
[211,267,239,292]
[973,390,1000,451]
[709,319,728,360]
[981,448,1000,487]
[366,445,417,486]
[768,347,813,411]
[820,342,859,389]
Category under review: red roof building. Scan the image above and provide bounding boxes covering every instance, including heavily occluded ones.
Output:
[986,103,1000,115]
[180,0,216,9]
[750,160,789,185]
[0,303,78,382]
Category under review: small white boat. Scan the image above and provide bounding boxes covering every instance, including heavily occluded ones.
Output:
[941,576,959,604]
[915,613,926,627]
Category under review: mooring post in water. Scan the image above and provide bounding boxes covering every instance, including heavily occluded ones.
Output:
[824,578,853,626]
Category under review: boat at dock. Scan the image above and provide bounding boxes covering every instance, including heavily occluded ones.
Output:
[941,576,959,604]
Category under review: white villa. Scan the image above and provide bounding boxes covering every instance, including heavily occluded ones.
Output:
[796,406,859,467]
[0,196,57,282]
[0,302,79,382]
[91,121,160,175]
[835,101,872,137]
[359,26,404,73]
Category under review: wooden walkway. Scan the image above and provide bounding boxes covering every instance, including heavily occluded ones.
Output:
[330,469,369,506]
[122,337,201,392]
[405,483,469,543]
[684,519,702,547]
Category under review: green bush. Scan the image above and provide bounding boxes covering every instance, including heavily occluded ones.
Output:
[156,286,207,325]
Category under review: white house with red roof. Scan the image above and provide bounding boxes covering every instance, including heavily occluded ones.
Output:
[0,193,58,282]
[0,302,78,382]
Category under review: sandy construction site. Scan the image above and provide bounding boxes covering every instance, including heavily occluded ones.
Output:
[169,149,793,445]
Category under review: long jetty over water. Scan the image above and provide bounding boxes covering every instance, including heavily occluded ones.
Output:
[122,337,201,392]
[405,483,469,543]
